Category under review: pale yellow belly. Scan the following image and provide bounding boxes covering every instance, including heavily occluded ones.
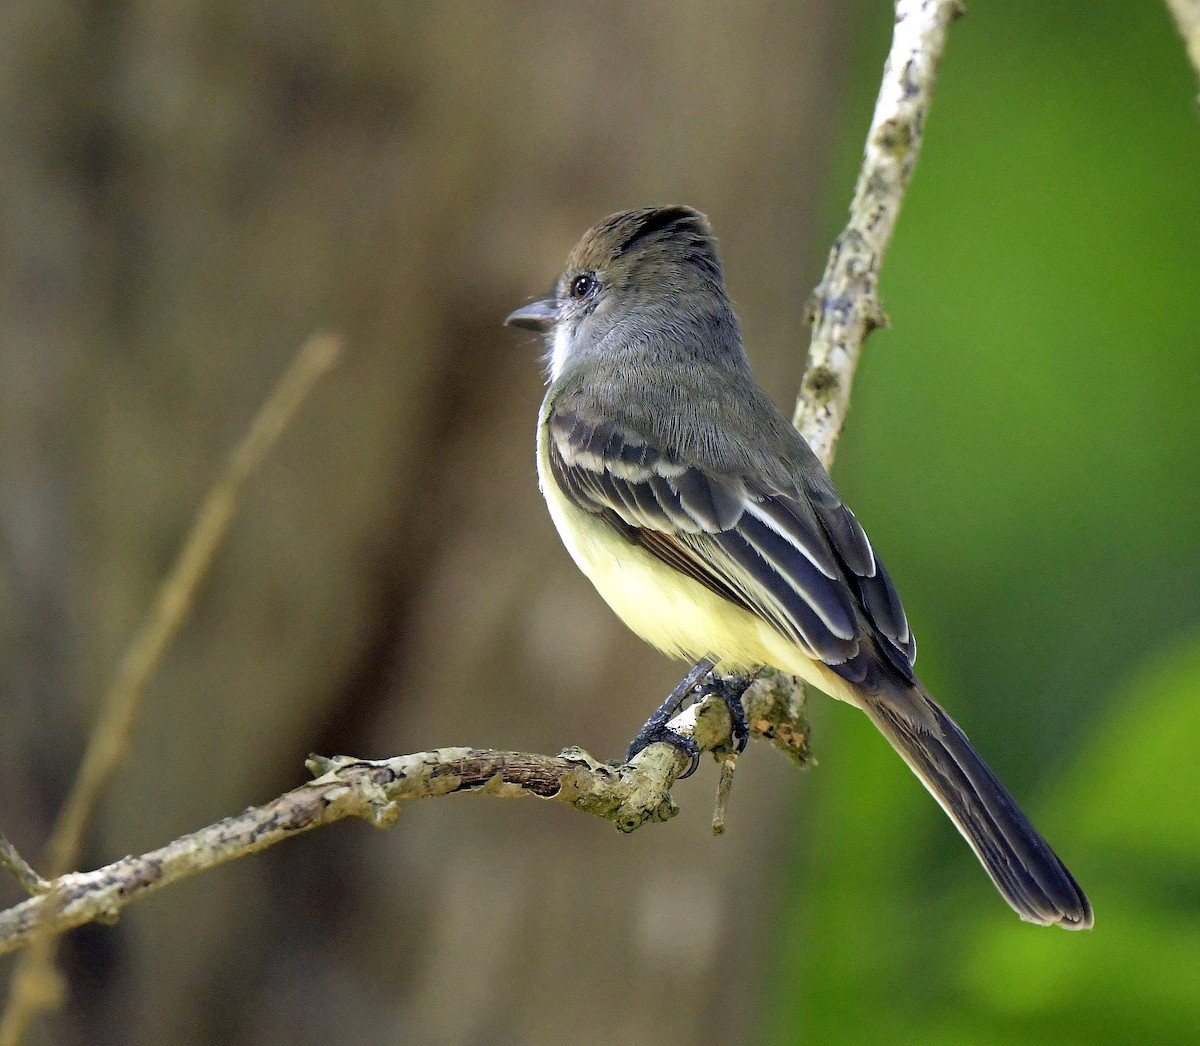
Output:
[535,414,861,707]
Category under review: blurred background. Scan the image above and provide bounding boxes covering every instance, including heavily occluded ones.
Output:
[1,1,1198,1044]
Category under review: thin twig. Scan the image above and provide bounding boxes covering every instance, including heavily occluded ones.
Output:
[710,753,739,835]
[0,840,47,897]
[0,673,806,954]
[0,334,342,1046]
[1165,0,1200,103]
[795,0,963,469]
[46,332,343,877]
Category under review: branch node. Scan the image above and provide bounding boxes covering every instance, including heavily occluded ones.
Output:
[863,298,891,335]
[305,754,337,778]
[803,365,840,403]
[555,746,605,770]
[743,670,813,768]
[803,289,820,326]
[613,793,679,834]
[552,766,595,804]
[306,753,364,782]
[873,114,915,156]
[93,898,122,926]
[367,799,402,830]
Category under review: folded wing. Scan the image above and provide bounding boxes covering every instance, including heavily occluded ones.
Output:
[547,406,916,675]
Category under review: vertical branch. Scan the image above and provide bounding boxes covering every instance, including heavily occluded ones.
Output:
[794,0,963,470]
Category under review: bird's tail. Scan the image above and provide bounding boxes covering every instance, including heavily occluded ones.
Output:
[860,683,1093,929]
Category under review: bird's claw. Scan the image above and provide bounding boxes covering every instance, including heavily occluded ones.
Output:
[627,723,703,778]
[626,659,751,777]
[709,673,751,755]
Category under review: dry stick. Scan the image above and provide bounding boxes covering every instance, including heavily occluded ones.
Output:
[0,674,807,956]
[1165,0,1200,102]
[0,334,342,1046]
[0,675,811,956]
[710,753,739,835]
[796,0,963,470]
[0,0,962,986]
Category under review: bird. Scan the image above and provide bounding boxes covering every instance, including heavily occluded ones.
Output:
[506,204,1092,929]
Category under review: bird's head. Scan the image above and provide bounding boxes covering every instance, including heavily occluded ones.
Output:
[506,205,731,380]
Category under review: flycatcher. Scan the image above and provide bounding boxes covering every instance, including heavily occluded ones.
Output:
[507,205,1092,929]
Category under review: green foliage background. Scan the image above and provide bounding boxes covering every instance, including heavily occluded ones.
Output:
[767,4,1200,1043]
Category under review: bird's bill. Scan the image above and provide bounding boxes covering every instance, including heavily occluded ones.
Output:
[505,298,558,332]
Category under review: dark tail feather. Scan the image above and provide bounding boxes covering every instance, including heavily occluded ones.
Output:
[861,684,1093,929]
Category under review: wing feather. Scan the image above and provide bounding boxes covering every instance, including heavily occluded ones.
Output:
[547,405,915,674]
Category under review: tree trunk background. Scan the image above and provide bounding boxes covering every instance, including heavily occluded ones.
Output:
[0,3,853,1043]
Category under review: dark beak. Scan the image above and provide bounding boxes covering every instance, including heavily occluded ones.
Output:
[505,297,557,333]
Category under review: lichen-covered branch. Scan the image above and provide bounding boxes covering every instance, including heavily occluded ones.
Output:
[0,672,806,955]
[795,0,963,468]
[1165,0,1200,101]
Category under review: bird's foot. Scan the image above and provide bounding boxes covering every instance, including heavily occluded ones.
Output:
[709,672,751,756]
[626,659,751,778]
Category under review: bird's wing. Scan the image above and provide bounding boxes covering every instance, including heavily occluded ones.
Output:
[547,405,916,675]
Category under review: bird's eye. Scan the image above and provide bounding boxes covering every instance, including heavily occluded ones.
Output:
[569,273,595,300]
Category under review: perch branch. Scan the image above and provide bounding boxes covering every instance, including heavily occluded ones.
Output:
[795,0,963,469]
[0,673,807,954]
